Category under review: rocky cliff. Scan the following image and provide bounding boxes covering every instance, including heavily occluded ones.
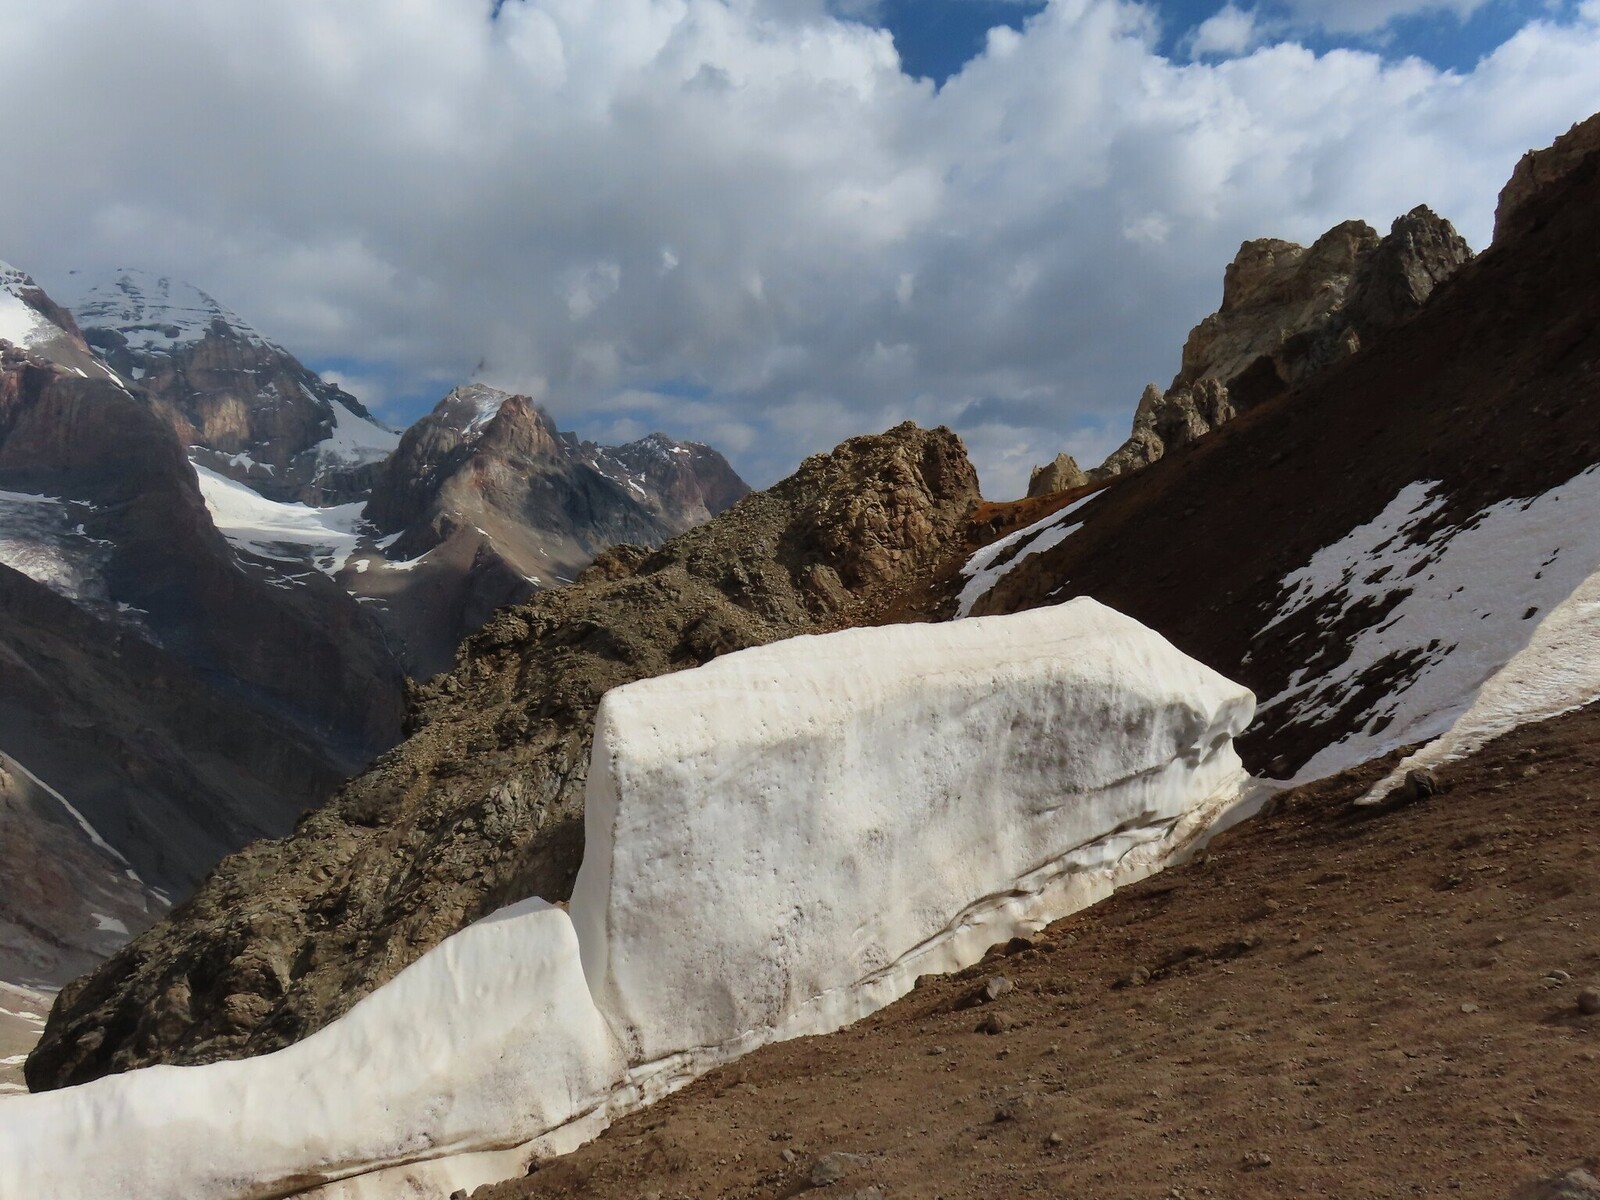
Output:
[1027,206,1472,495]
[1494,112,1600,244]
[26,422,976,1089]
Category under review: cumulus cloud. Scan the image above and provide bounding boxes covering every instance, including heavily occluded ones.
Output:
[1190,3,1261,54]
[0,0,1597,496]
[1278,0,1493,35]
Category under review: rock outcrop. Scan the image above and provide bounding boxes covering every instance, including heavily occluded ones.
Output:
[1026,452,1089,498]
[1494,113,1600,245]
[27,421,979,1089]
[1024,206,1472,493]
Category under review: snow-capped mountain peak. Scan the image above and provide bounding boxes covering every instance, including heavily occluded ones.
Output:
[67,268,266,354]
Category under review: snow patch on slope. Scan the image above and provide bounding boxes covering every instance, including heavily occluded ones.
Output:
[191,462,369,576]
[1259,465,1600,781]
[0,601,1253,1199]
[1359,560,1600,803]
[0,262,49,348]
[314,391,401,469]
[955,491,1098,618]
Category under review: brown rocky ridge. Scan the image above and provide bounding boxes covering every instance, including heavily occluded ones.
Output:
[26,421,978,1088]
[1028,204,1472,492]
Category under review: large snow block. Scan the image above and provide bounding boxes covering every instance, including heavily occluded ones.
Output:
[0,898,623,1200]
[571,597,1255,1071]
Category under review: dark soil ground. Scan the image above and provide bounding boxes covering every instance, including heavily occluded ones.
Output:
[478,703,1600,1200]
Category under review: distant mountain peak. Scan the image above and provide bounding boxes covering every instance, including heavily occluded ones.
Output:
[67,267,267,355]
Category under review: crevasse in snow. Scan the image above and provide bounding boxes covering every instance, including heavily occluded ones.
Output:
[0,600,1254,1200]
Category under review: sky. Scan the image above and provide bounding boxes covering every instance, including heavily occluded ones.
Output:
[2,0,1598,497]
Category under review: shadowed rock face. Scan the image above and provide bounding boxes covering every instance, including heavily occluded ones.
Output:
[1025,206,1473,494]
[27,421,979,1090]
[0,349,406,896]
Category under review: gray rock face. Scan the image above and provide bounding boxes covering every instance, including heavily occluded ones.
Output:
[1025,206,1473,490]
[27,422,979,1091]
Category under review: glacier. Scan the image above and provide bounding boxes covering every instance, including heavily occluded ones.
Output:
[0,599,1254,1200]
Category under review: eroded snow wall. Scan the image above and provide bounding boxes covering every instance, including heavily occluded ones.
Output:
[1,599,1254,1200]
[573,598,1255,1090]
[0,899,624,1199]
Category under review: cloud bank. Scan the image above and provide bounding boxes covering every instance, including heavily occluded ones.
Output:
[2,0,1597,494]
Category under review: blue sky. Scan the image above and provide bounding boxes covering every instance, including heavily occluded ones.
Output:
[4,0,1599,496]
[878,1,1585,81]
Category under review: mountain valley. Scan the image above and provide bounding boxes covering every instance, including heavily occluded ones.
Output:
[3,106,1600,1200]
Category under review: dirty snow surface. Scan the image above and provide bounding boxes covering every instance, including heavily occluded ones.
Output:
[1258,465,1600,781]
[191,462,369,577]
[0,600,1254,1200]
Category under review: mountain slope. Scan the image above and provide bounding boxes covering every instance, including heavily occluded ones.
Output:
[950,124,1600,784]
[68,269,399,504]
[349,385,714,676]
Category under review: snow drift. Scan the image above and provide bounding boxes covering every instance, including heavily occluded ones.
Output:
[1,599,1254,1200]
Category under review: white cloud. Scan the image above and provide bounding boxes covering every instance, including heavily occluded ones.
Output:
[0,0,1597,499]
[1190,3,1261,55]
[1279,0,1493,35]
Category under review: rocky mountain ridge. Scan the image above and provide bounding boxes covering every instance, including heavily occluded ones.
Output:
[1028,205,1472,495]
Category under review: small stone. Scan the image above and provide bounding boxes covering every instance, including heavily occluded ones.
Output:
[1003,936,1038,955]
[982,975,1015,1002]
[1461,1002,1480,1014]
[810,1155,848,1186]
[1127,966,1151,987]
[927,1044,947,1056]
[809,1152,869,1187]
[1400,768,1440,802]
[1578,989,1600,1016]
[1546,970,1572,984]
[1045,1132,1064,1148]
[781,1148,798,1165]
[1242,1150,1273,1170]
[976,1012,1012,1035]
[994,1105,1015,1123]
[450,1191,467,1200]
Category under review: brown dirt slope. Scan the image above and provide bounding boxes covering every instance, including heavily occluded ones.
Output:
[947,130,1600,778]
[27,423,979,1089]
[479,703,1600,1200]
